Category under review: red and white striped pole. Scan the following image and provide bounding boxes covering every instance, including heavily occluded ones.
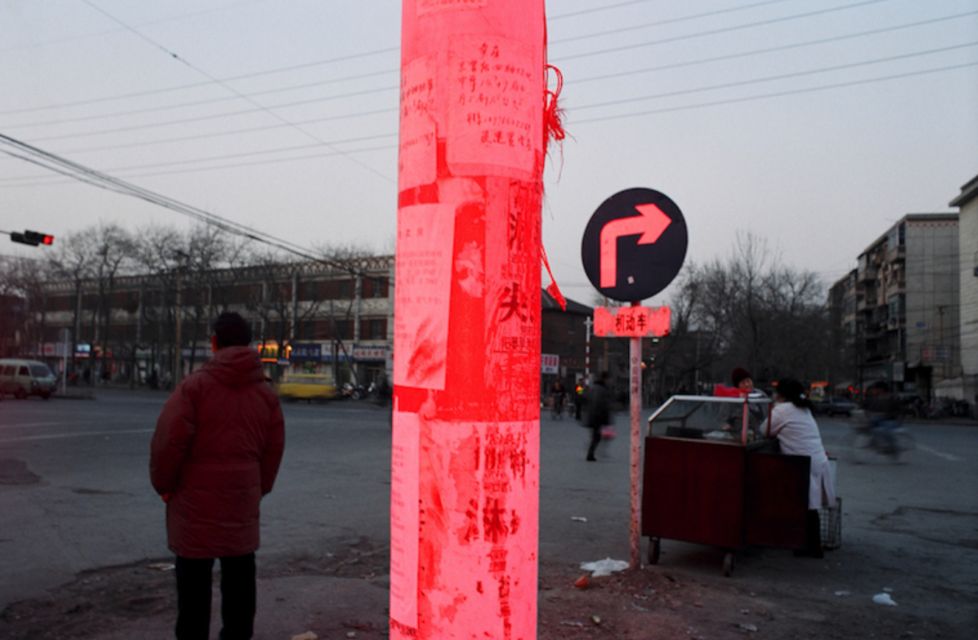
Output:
[583,316,592,386]
[391,2,547,638]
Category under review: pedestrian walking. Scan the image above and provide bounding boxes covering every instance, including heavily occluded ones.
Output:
[585,372,612,461]
[150,312,285,640]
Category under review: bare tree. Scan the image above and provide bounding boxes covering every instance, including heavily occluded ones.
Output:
[133,226,184,385]
[0,255,53,358]
[46,229,97,378]
[667,232,835,389]
[85,224,137,384]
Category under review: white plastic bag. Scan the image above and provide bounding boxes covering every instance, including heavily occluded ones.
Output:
[580,557,629,577]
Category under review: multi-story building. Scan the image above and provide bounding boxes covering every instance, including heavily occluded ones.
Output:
[24,257,599,397]
[830,214,959,401]
[540,290,593,393]
[27,256,395,388]
[950,172,978,410]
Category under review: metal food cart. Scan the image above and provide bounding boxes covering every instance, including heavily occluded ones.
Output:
[642,395,812,575]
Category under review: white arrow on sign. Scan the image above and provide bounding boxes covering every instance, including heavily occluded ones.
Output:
[599,202,672,288]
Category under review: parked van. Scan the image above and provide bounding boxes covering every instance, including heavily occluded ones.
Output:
[0,359,57,399]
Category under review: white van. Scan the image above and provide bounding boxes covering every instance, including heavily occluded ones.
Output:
[0,359,57,399]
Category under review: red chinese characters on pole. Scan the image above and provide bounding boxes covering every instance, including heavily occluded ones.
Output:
[593,305,671,338]
[392,2,546,639]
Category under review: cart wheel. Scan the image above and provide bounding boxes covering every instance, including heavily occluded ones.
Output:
[647,538,661,565]
[723,552,734,577]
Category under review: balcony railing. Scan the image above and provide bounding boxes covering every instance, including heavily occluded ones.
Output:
[887,245,905,263]
[886,280,906,297]
[857,298,879,312]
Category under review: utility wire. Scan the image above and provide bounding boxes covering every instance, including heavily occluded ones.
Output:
[1,142,397,187]
[0,0,273,55]
[571,10,978,85]
[4,67,399,130]
[3,8,970,165]
[23,83,398,144]
[15,6,971,132]
[570,60,978,124]
[5,37,972,183]
[3,53,974,187]
[552,0,805,42]
[27,106,397,156]
[77,0,394,184]
[555,0,897,59]
[0,132,370,275]
[0,46,400,117]
[573,41,978,111]
[17,23,975,148]
[8,0,965,123]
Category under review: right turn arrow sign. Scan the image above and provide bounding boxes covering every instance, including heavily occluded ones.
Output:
[581,188,688,302]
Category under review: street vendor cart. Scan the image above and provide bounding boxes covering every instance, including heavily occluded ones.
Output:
[642,395,814,575]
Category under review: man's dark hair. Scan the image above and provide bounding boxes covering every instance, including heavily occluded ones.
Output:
[213,312,252,347]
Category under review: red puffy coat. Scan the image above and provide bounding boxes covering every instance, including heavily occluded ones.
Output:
[150,346,285,558]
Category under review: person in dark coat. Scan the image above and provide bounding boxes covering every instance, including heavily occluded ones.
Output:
[151,312,285,640]
[585,372,612,461]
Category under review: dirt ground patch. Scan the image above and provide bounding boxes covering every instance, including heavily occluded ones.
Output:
[0,547,965,640]
[536,559,960,639]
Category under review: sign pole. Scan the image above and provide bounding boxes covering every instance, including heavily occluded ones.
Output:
[60,328,70,395]
[583,316,592,386]
[629,302,642,569]
[581,186,687,574]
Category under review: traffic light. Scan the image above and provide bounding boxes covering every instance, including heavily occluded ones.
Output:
[9,230,54,246]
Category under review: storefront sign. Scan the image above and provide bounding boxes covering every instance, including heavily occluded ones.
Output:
[353,346,389,361]
[289,343,322,362]
[541,353,559,374]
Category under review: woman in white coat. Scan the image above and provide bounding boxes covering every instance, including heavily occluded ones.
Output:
[761,378,836,558]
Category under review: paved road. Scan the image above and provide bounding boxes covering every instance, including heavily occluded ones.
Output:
[1,390,976,630]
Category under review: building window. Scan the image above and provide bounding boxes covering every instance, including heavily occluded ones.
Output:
[363,318,387,340]
[333,320,351,341]
[371,277,388,298]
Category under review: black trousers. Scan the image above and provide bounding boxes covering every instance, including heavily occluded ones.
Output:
[587,426,602,460]
[175,553,256,640]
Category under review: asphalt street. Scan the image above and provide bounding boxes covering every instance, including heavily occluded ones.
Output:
[0,389,976,631]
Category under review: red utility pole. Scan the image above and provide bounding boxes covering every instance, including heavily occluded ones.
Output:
[391,2,547,638]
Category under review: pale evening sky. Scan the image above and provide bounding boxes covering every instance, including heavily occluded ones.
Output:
[1,0,976,305]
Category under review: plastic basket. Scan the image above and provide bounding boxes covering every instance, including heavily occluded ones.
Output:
[819,497,842,550]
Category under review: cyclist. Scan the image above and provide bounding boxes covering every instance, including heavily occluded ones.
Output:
[550,380,566,419]
[865,383,901,456]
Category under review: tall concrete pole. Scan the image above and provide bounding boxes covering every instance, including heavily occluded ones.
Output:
[391,2,546,638]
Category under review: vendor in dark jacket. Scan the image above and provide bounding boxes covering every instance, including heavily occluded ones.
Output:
[151,312,285,640]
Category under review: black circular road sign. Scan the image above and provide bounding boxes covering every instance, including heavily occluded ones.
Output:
[581,188,688,302]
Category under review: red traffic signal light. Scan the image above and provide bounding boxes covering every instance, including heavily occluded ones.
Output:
[10,230,54,246]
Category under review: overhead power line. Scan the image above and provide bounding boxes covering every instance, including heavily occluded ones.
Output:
[574,41,978,112]
[8,0,968,124]
[555,0,895,59]
[553,0,813,42]
[3,52,974,188]
[22,83,399,144]
[0,132,367,274]
[571,10,978,85]
[3,67,399,131]
[76,0,394,184]
[571,60,978,124]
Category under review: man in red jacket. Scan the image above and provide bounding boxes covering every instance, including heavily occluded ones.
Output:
[151,312,285,640]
